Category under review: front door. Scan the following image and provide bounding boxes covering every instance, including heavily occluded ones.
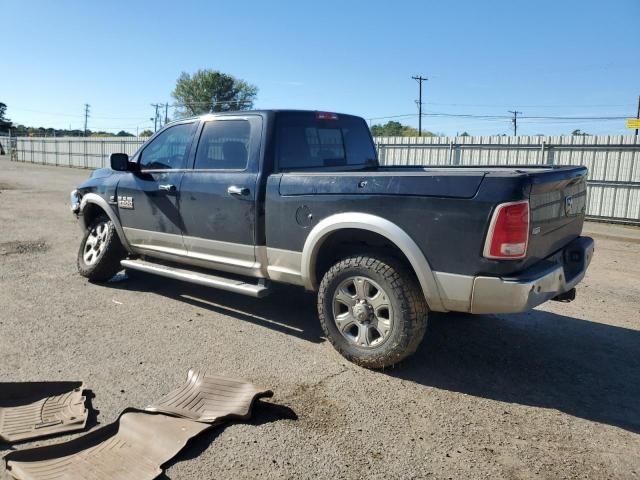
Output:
[179,116,262,275]
[117,121,198,256]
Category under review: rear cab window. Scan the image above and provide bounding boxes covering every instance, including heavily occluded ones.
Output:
[194,120,251,170]
[276,112,377,171]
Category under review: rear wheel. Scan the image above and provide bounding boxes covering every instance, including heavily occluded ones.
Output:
[317,254,428,369]
[77,214,125,282]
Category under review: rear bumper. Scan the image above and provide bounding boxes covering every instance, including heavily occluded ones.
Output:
[470,236,594,314]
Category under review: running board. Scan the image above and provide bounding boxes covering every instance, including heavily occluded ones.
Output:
[121,259,270,298]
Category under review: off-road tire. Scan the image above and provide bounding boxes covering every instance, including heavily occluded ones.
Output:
[318,254,428,369]
[77,213,126,282]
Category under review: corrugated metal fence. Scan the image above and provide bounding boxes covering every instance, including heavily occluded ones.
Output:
[376,135,640,225]
[1,134,639,224]
[0,136,144,169]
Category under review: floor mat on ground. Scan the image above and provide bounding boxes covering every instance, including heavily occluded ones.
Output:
[3,371,273,480]
[4,410,209,480]
[145,369,273,423]
[0,382,87,443]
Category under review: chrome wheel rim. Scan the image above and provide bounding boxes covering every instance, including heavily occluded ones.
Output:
[83,221,109,266]
[332,276,394,348]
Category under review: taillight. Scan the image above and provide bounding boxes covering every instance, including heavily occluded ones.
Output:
[316,111,338,120]
[483,200,529,259]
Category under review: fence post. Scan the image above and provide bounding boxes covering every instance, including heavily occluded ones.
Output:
[540,141,545,165]
[455,141,463,166]
[68,139,72,167]
[546,145,555,165]
[55,138,59,166]
[8,130,12,161]
[101,139,105,168]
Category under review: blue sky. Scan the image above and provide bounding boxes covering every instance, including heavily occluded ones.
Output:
[1,0,639,136]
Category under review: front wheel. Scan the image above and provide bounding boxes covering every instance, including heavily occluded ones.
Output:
[77,213,125,282]
[317,255,428,369]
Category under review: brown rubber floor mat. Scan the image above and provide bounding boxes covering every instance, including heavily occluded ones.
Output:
[4,411,209,480]
[145,369,273,423]
[0,382,87,443]
[4,371,273,480]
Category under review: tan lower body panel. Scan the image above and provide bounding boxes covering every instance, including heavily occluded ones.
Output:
[145,369,273,423]
[0,382,87,443]
[4,371,272,480]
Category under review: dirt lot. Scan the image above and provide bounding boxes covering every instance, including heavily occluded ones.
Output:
[0,156,639,479]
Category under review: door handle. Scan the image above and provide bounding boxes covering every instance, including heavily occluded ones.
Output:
[227,186,250,196]
[158,184,177,193]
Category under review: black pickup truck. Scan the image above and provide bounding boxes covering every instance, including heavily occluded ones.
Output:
[70,110,594,368]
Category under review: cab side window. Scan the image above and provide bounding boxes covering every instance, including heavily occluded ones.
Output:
[139,122,197,170]
[194,120,251,170]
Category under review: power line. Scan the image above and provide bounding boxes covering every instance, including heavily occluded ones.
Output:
[421,102,631,109]
[368,112,631,122]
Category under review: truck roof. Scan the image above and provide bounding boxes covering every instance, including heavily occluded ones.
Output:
[176,109,363,122]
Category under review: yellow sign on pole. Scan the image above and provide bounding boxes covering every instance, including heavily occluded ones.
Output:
[626,118,640,129]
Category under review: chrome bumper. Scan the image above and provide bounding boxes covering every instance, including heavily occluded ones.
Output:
[470,236,594,314]
[70,189,81,214]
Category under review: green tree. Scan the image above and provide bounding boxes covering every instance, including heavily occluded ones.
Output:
[0,102,8,121]
[139,130,154,138]
[571,129,590,136]
[116,130,134,137]
[370,120,435,137]
[172,69,258,117]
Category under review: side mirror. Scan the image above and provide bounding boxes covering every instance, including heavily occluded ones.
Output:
[110,153,130,171]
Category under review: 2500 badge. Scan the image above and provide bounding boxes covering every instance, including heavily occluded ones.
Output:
[117,196,134,209]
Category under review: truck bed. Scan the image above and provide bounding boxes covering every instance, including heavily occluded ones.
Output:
[268,164,587,278]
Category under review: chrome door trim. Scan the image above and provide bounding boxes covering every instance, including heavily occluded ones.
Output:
[123,227,186,254]
[125,228,268,278]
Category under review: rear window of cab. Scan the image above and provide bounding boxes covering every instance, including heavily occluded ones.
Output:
[276,112,377,170]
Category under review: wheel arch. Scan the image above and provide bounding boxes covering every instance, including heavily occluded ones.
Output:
[301,213,446,312]
[79,193,132,252]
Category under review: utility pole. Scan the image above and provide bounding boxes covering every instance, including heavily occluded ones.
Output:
[83,104,90,137]
[411,75,428,136]
[635,95,639,136]
[151,104,160,132]
[164,103,169,126]
[508,110,522,136]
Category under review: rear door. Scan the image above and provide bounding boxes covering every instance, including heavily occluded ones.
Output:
[116,121,198,255]
[179,115,263,275]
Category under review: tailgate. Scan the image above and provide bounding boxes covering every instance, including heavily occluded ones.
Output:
[527,166,588,262]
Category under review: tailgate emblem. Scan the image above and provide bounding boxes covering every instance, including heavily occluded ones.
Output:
[564,195,574,216]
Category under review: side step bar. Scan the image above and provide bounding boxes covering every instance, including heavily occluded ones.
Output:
[121,259,270,298]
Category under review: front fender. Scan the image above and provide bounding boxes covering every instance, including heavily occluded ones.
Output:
[78,193,132,252]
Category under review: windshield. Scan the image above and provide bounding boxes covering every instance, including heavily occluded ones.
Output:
[276,112,377,171]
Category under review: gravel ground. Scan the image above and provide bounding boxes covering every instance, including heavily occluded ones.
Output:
[1,156,639,479]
